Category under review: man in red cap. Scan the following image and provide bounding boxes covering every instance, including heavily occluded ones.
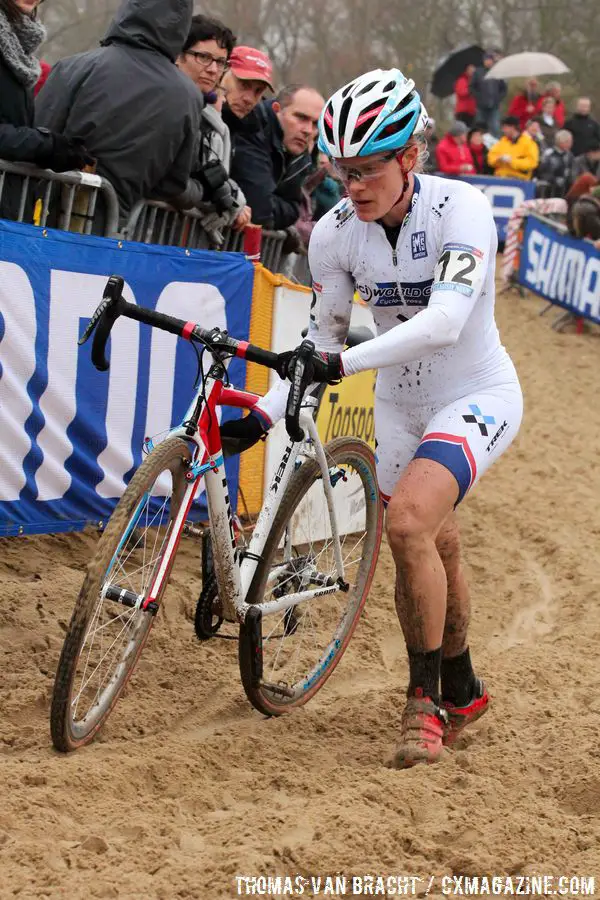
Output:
[221,46,274,121]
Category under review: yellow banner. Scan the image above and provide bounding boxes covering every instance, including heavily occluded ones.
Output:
[315,370,376,448]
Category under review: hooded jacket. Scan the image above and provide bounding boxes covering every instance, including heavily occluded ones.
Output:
[35,0,203,221]
[229,99,312,230]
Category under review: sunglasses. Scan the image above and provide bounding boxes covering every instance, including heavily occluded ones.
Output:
[331,150,403,184]
[185,50,229,72]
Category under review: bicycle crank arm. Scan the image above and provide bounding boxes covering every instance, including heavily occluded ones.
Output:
[244,606,263,686]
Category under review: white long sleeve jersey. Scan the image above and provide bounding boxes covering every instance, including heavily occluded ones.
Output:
[258,174,519,425]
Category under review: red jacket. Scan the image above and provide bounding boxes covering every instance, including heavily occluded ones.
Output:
[469,143,487,174]
[454,74,476,117]
[435,135,476,175]
[35,60,52,97]
[508,91,540,130]
[535,95,565,127]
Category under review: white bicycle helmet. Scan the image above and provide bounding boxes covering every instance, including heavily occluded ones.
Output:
[319,68,423,158]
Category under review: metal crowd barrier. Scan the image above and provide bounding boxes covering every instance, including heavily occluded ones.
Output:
[260,229,286,273]
[121,199,287,269]
[0,159,120,236]
[0,159,289,272]
[121,199,217,250]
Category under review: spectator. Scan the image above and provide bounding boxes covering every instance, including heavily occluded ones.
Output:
[524,117,547,161]
[230,84,325,230]
[572,140,600,181]
[0,0,92,219]
[36,0,204,225]
[565,174,600,240]
[176,14,251,236]
[535,96,558,147]
[220,45,274,153]
[487,115,539,180]
[565,98,600,157]
[535,81,565,127]
[312,152,343,220]
[454,65,477,128]
[537,129,575,197]
[468,125,491,174]
[422,117,438,173]
[435,121,475,176]
[508,78,540,131]
[470,50,507,137]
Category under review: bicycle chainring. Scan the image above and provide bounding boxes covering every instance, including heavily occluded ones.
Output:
[194,574,224,640]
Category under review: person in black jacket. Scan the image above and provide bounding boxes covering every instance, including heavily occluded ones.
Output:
[229,85,324,231]
[36,0,204,224]
[0,0,92,220]
[469,51,507,138]
[565,98,600,157]
[537,129,575,197]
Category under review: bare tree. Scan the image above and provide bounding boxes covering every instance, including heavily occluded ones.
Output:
[38,0,599,115]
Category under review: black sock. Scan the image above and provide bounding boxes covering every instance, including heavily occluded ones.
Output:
[441,646,476,707]
[407,647,442,704]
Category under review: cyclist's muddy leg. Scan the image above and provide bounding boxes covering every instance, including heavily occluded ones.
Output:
[436,513,470,658]
[387,458,459,655]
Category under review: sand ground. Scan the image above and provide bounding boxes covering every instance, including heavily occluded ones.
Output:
[1,286,599,899]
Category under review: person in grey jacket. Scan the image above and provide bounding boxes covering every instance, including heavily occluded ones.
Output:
[470,51,507,138]
[35,0,205,225]
[176,14,251,243]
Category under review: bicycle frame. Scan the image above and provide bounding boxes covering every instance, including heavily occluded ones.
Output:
[142,356,347,625]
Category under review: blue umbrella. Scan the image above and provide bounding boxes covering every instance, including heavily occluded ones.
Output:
[430,44,485,98]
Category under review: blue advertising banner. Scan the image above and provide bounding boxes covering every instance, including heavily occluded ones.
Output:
[0,220,255,536]
[436,173,536,241]
[518,216,600,323]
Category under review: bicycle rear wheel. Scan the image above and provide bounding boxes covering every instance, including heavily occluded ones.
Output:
[238,437,383,716]
[50,437,193,751]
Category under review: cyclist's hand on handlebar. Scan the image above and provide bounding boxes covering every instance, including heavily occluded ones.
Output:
[276,347,344,385]
[220,411,271,458]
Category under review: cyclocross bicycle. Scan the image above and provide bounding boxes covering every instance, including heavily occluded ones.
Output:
[50,276,383,752]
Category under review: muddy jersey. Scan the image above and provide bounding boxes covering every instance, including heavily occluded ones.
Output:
[259,173,520,427]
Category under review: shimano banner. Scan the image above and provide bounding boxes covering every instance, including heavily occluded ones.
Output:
[0,220,254,536]
[518,216,600,323]
[437,174,536,241]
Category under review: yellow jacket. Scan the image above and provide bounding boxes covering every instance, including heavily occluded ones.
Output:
[487,133,539,180]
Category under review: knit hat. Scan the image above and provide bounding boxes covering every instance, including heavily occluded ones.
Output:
[449,121,469,137]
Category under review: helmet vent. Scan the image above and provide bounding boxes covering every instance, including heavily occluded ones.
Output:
[356,80,378,97]
[391,91,416,114]
[338,96,353,141]
[352,99,386,142]
[381,111,415,138]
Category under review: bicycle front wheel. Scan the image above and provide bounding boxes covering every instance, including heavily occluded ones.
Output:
[50,437,193,751]
[238,437,383,716]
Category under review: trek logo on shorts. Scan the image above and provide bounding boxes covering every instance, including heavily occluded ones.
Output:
[411,231,427,259]
[486,420,509,452]
[356,280,433,307]
[462,404,496,437]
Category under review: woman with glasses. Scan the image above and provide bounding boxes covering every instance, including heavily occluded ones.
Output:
[221,68,523,769]
[177,15,251,237]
